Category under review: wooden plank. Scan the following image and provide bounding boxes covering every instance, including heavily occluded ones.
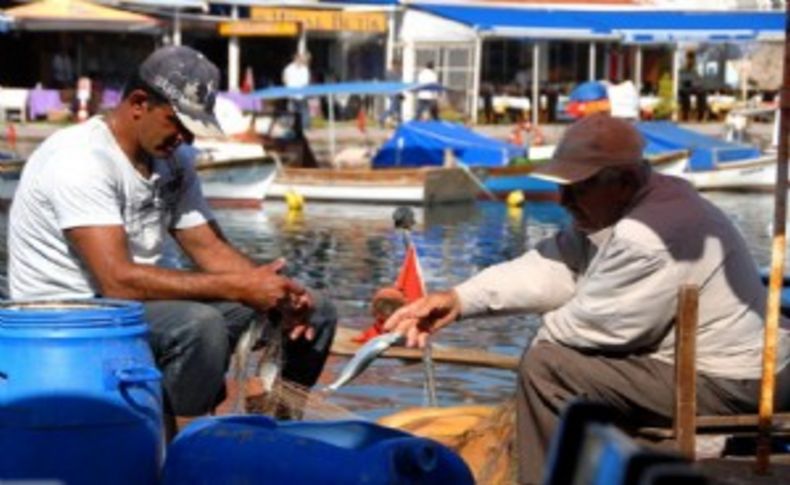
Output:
[331,326,520,371]
[696,412,790,430]
[195,157,275,172]
[675,284,699,460]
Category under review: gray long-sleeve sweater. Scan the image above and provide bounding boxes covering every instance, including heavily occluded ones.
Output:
[455,172,789,380]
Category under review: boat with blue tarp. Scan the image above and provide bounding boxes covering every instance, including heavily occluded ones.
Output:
[253,81,482,205]
[637,121,778,191]
[371,120,558,200]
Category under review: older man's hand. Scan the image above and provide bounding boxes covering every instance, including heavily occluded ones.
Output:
[382,290,462,348]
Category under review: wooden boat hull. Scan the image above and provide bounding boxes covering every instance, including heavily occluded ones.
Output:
[0,158,24,208]
[0,150,276,210]
[196,158,277,209]
[268,166,480,205]
[682,154,781,191]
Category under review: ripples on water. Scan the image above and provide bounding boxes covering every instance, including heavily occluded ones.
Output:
[0,192,782,419]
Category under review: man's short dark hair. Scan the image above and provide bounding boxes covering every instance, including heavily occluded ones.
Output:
[122,70,169,106]
[426,61,435,70]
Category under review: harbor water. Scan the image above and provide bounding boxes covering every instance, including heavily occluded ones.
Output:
[0,193,781,420]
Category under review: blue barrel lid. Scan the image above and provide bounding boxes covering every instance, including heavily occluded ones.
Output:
[0,299,144,328]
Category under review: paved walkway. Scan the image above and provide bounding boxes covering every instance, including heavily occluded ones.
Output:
[0,118,774,159]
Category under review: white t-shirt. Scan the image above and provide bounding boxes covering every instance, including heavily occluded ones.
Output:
[8,117,214,300]
[416,67,438,100]
[282,62,310,88]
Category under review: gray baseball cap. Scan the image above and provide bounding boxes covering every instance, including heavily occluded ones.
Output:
[531,113,645,185]
[139,45,223,138]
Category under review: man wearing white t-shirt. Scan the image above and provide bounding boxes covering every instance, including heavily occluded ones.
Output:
[8,46,336,431]
[282,52,311,129]
[415,61,439,121]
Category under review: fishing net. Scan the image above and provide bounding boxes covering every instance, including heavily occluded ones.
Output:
[225,315,361,421]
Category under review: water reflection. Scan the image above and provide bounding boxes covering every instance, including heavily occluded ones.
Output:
[0,192,783,419]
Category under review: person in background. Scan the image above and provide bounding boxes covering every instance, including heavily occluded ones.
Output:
[379,59,403,128]
[513,64,533,97]
[415,61,439,121]
[51,49,75,90]
[241,66,255,94]
[678,52,700,122]
[8,45,336,435]
[384,113,790,484]
[282,52,312,130]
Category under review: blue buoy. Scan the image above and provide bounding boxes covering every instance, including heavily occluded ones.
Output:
[0,299,163,484]
[162,415,475,485]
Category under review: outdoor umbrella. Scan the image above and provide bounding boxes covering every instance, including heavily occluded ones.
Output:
[4,0,159,33]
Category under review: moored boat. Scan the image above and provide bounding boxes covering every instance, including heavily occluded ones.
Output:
[195,157,277,209]
[638,121,781,191]
[681,152,778,191]
[187,138,276,208]
[0,151,24,208]
[0,144,276,209]
[267,165,480,205]
[256,83,483,205]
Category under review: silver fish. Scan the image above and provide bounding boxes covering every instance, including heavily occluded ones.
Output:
[323,332,405,393]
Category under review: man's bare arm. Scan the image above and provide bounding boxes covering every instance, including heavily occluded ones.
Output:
[65,225,301,313]
[173,220,255,273]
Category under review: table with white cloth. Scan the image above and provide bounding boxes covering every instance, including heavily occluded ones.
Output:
[489,95,531,120]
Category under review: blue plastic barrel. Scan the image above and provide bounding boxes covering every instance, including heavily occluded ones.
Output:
[0,299,163,484]
[162,415,475,485]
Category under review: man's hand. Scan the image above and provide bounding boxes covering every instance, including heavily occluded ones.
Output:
[281,290,316,341]
[241,258,302,309]
[382,290,462,348]
[245,258,316,341]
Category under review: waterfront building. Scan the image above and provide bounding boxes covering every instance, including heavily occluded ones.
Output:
[0,0,785,125]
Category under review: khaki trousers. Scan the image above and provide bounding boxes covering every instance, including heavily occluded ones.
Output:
[516,341,789,484]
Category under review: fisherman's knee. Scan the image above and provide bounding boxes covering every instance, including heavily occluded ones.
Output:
[519,341,558,389]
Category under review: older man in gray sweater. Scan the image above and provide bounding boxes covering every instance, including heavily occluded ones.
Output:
[384,113,790,484]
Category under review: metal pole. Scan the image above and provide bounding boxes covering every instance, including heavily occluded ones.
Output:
[298,22,307,55]
[173,8,181,46]
[399,228,438,407]
[672,45,681,122]
[589,42,596,81]
[385,10,396,70]
[328,93,336,163]
[227,5,239,92]
[635,45,643,96]
[472,32,482,124]
[756,1,790,474]
[532,41,540,127]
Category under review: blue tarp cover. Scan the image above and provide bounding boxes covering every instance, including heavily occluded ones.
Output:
[569,81,607,102]
[637,122,762,171]
[253,81,442,100]
[373,121,525,168]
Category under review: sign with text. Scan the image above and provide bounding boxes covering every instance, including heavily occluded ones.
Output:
[218,20,299,37]
[250,8,387,33]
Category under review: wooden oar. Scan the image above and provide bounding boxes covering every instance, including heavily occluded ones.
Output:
[331,326,519,371]
[756,1,790,473]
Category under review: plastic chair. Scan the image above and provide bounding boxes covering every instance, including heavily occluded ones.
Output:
[0,87,29,122]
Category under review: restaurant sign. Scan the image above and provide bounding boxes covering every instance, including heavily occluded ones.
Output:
[250,8,387,33]
[218,20,299,37]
